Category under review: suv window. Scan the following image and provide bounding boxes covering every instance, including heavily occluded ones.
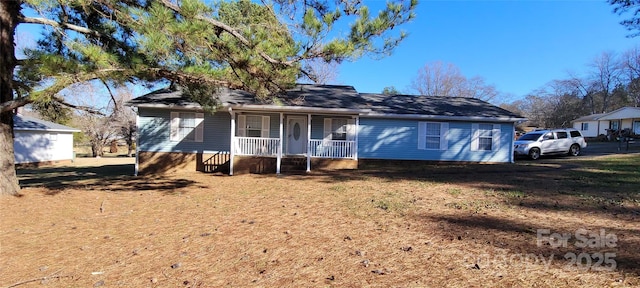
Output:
[543,132,554,140]
[570,131,582,138]
[556,131,568,139]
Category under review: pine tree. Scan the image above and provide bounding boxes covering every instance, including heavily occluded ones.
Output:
[0,0,417,196]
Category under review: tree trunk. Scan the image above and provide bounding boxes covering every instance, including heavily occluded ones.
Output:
[0,1,20,196]
[91,142,104,157]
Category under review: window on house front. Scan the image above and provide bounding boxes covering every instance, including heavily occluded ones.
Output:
[237,115,270,138]
[179,112,196,141]
[245,115,263,138]
[331,118,348,140]
[477,124,493,151]
[472,123,500,151]
[418,122,448,150]
[323,118,354,141]
[611,121,619,131]
[581,123,589,131]
[170,112,204,142]
[425,123,441,149]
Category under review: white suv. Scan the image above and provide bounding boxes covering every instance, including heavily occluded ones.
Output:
[514,128,587,160]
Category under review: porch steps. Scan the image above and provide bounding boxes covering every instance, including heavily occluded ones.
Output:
[281,157,307,172]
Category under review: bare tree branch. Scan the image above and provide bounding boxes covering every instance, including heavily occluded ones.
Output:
[18,15,101,38]
[52,95,105,116]
[100,79,118,111]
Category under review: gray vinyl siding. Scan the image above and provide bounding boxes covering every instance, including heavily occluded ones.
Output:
[138,107,514,162]
[138,108,231,153]
[358,117,513,163]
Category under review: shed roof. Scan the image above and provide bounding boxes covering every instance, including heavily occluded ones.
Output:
[13,114,81,132]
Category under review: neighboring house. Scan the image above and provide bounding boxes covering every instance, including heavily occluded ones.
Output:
[571,113,609,138]
[572,107,640,138]
[127,84,525,175]
[13,114,80,165]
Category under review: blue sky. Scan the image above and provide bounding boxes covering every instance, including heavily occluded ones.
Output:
[338,0,638,103]
[16,1,638,104]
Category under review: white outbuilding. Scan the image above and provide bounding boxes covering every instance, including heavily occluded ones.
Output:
[13,114,80,165]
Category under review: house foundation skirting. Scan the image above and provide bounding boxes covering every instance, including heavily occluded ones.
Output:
[233,156,278,174]
[138,151,230,174]
[310,158,358,170]
[138,152,357,175]
[358,158,505,169]
[233,156,358,174]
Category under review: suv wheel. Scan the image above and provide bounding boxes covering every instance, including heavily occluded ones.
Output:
[568,144,581,156]
[529,148,541,160]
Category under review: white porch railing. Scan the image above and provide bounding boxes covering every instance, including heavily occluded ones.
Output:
[309,139,356,159]
[234,137,280,156]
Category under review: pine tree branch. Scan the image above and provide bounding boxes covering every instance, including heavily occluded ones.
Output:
[158,0,295,67]
[1,96,33,113]
[18,15,101,38]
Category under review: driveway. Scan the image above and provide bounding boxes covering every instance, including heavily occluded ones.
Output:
[581,140,640,157]
[514,140,640,162]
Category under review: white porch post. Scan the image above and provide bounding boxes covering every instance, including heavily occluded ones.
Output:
[510,122,515,163]
[306,113,311,172]
[229,109,235,176]
[354,116,359,161]
[277,113,283,174]
[134,114,140,176]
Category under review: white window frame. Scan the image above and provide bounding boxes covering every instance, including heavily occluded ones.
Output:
[170,112,204,142]
[471,123,501,151]
[418,122,448,150]
[581,122,589,131]
[237,115,270,138]
[323,118,355,141]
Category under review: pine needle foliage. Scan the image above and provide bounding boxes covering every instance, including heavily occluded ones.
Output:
[13,0,417,107]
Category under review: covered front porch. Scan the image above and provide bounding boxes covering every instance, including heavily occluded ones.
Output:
[228,110,359,175]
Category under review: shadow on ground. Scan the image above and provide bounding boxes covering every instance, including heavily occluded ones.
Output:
[417,213,640,276]
[17,163,205,194]
[278,154,640,219]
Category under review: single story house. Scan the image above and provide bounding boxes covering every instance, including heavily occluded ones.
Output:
[13,114,80,165]
[571,107,640,138]
[127,84,525,175]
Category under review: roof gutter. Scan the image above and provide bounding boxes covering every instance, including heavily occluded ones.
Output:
[361,113,527,123]
[14,128,81,132]
[224,104,371,115]
[126,103,205,111]
[128,102,526,122]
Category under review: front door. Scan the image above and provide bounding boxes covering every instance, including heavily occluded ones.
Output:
[287,117,307,155]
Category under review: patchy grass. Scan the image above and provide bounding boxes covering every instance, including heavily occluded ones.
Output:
[1,155,639,287]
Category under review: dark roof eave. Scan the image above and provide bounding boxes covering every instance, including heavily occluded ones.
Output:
[226,104,370,115]
[362,112,526,123]
[127,102,205,111]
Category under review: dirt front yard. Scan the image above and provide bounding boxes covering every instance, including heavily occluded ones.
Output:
[1,155,639,287]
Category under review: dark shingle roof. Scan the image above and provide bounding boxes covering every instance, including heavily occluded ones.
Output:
[13,114,81,132]
[359,93,521,119]
[128,84,524,121]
